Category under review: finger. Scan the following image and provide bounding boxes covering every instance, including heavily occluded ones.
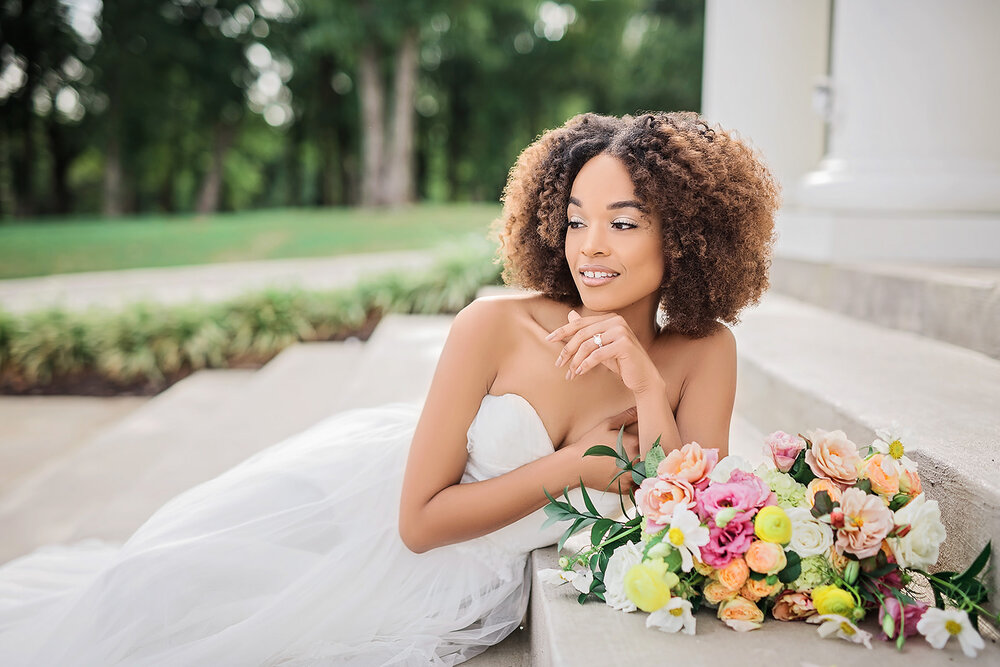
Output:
[568,309,581,321]
[545,313,614,343]
[556,321,615,368]
[570,339,623,378]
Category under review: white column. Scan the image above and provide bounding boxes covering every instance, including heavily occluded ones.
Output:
[702,0,830,207]
[797,0,1000,213]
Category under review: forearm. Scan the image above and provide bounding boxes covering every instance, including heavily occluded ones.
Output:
[404,447,581,554]
[635,378,682,458]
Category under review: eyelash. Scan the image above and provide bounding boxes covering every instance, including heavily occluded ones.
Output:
[567,217,638,230]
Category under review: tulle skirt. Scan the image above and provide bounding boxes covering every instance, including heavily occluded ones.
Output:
[0,404,530,666]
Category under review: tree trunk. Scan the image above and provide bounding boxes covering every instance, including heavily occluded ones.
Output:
[46,118,73,215]
[357,43,385,207]
[383,27,418,206]
[195,122,235,215]
[102,132,124,217]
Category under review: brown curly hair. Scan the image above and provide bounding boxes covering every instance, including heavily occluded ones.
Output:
[494,111,780,338]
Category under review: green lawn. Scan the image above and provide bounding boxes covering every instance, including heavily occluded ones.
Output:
[0,204,501,279]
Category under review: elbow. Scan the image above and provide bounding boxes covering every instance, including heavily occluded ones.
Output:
[398,518,429,555]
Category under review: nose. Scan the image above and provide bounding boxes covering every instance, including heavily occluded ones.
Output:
[580,222,610,257]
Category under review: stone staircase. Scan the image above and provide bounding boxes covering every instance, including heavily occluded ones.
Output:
[1,258,997,663]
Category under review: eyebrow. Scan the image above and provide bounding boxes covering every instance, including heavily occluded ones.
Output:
[568,196,647,212]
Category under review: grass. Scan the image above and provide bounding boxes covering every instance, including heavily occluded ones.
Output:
[0,203,501,279]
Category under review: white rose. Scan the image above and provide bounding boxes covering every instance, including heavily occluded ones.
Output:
[708,455,754,484]
[888,493,946,570]
[603,540,645,612]
[786,507,834,557]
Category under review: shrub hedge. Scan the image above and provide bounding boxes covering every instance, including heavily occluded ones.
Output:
[0,244,503,395]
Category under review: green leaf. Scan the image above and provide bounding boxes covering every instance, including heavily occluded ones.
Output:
[958,541,991,583]
[778,550,802,584]
[810,491,833,518]
[591,519,613,547]
[852,478,872,494]
[558,518,584,552]
[578,592,588,604]
[664,549,683,572]
[789,451,816,486]
[644,437,666,478]
[888,493,911,512]
[583,445,620,459]
[615,426,627,458]
[749,570,766,581]
[579,478,599,516]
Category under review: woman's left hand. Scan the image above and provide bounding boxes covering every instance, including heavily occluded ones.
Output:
[546,310,663,396]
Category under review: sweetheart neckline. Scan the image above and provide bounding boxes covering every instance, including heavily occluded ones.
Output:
[481,392,557,452]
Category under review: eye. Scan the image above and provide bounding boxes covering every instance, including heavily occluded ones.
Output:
[611,218,638,230]
[567,216,585,229]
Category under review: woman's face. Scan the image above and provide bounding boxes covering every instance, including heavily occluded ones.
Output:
[564,153,665,314]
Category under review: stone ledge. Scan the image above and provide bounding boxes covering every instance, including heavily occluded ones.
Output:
[529,542,1000,665]
[733,292,1000,620]
[769,256,1000,359]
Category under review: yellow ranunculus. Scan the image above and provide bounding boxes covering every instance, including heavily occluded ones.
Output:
[811,584,855,617]
[623,559,675,612]
[754,506,792,544]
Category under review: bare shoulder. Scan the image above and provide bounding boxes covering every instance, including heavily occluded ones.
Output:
[652,322,736,392]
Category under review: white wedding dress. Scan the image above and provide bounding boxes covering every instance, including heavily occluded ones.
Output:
[0,393,621,666]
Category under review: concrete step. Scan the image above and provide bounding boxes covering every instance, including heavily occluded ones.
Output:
[338,313,454,410]
[529,537,999,665]
[731,291,1000,606]
[0,395,148,491]
[0,369,254,563]
[770,255,1000,359]
[0,340,367,563]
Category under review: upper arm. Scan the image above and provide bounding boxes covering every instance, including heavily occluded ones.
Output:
[672,325,737,457]
[398,298,508,545]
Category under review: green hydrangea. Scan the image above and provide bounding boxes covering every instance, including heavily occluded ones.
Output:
[755,465,807,509]
[790,555,835,592]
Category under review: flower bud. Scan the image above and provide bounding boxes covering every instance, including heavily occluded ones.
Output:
[829,508,845,529]
[558,556,570,569]
[646,541,672,560]
[843,560,860,585]
[882,612,896,639]
[714,506,739,528]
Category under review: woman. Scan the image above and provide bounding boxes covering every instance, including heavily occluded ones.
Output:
[0,112,778,665]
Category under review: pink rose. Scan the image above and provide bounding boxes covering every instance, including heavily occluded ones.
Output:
[804,428,863,488]
[697,470,775,526]
[835,487,894,559]
[878,597,927,640]
[764,431,805,473]
[657,441,719,490]
[772,591,816,621]
[635,476,696,532]
[700,519,756,569]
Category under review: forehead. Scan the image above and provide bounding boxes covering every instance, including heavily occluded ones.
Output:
[569,154,637,203]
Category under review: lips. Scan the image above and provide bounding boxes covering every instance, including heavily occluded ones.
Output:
[579,265,620,287]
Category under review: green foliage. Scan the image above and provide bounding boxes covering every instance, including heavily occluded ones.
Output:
[0,244,501,393]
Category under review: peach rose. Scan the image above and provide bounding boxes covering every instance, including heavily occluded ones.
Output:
[804,429,862,488]
[862,454,900,496]
[744,541,786,575]
[717,596,765,632]
[828,545,850,575]
[635,476,696,531]
[657,441,718,489]
[740,577,782,602]
[772,591,816,621]
[703,580,739,606]
[835,487,894,559]
[806,478,843,507]
[899,468,922,496]
[717,557,750,591]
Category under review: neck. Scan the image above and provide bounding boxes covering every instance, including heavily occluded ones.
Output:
[576,292,661,348]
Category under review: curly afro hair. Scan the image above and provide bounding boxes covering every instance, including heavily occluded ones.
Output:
[494,111,780,339]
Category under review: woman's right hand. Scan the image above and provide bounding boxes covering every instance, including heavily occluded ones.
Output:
[562,407,640,495]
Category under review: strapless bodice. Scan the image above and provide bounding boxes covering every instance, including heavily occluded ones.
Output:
[458,393,624,555]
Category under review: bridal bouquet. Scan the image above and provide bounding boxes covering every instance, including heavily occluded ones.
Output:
[540,427,997,657]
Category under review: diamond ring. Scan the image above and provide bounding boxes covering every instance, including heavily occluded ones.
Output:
[592,333,603,348]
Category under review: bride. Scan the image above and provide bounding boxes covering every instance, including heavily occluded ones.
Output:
[0,111,778,665]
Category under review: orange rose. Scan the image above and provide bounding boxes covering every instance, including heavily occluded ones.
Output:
[717,596,765,632]
[656,441,718,487]
[703,581,739,606]
[899,468,922,496]
[717,557,750,591]
[772,591,816,621]
[804,429,862,487]
[744,541,786,575]
[862,454,900,496]
[806,478,843,508]
[828,545,849,575]
[740,577,782,602]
